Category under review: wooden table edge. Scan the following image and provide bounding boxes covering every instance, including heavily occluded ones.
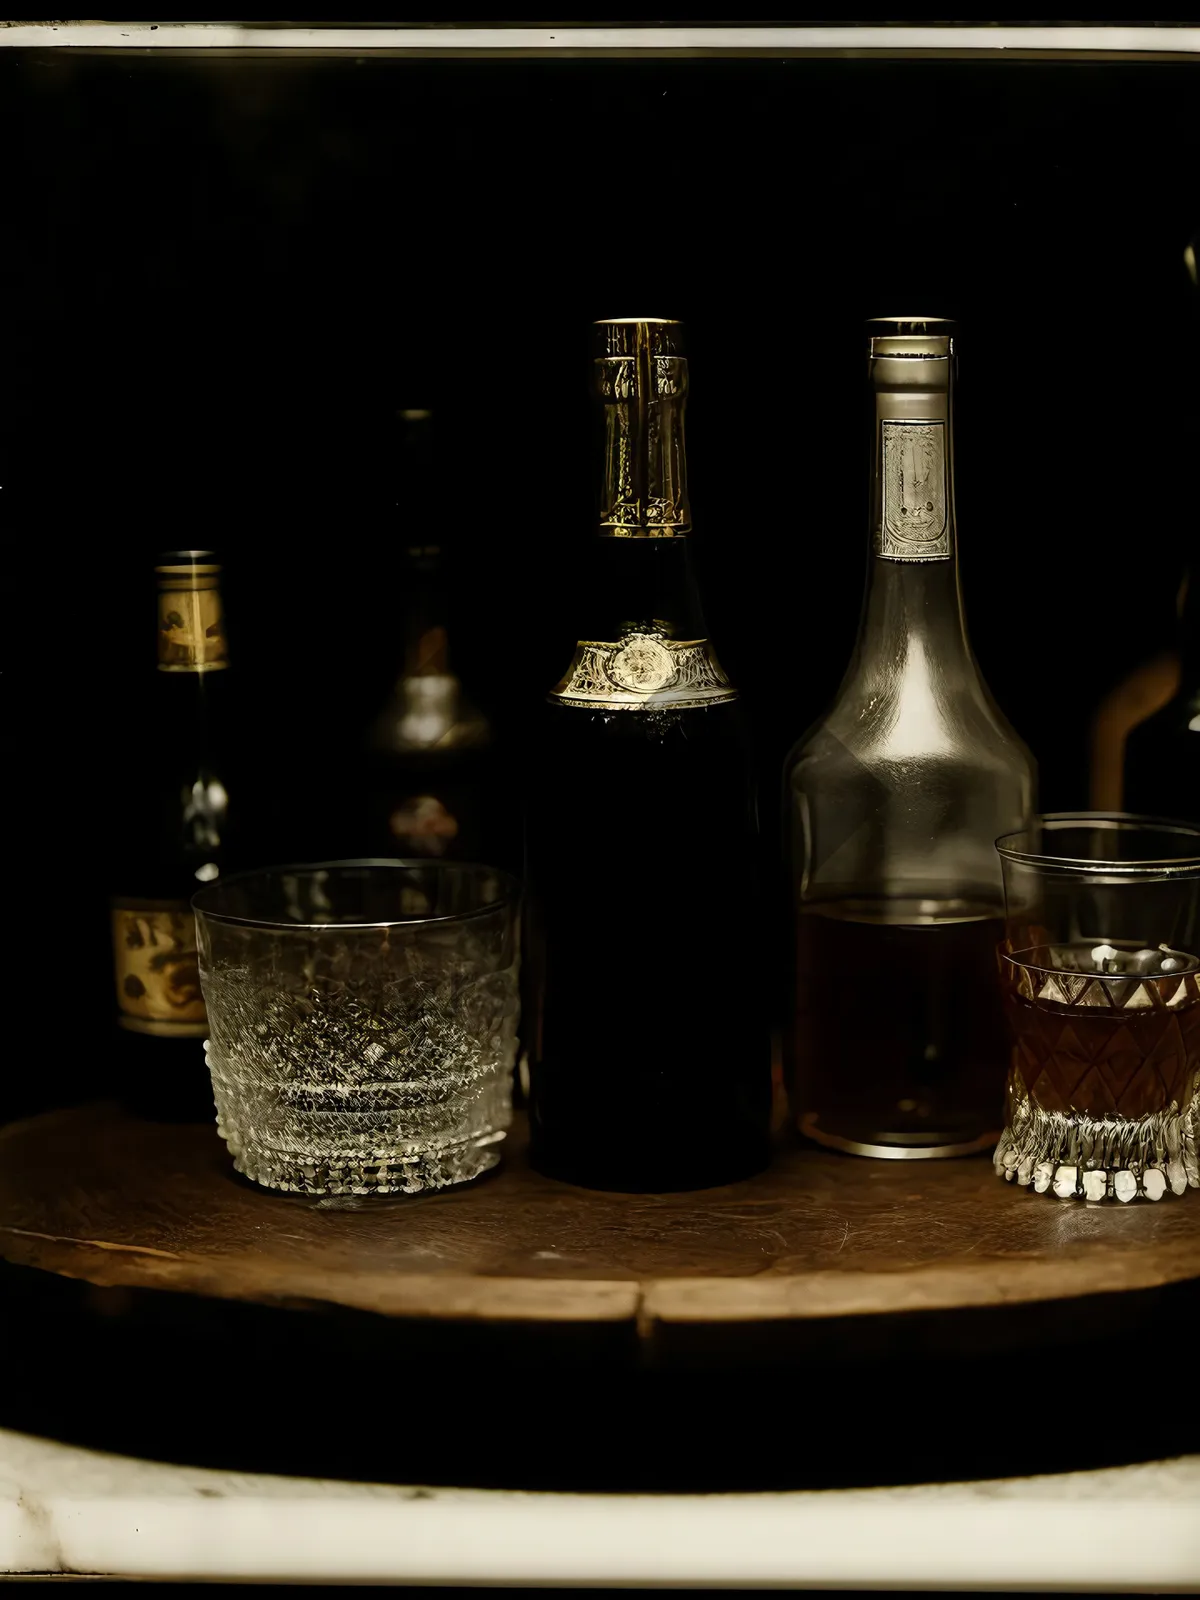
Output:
[5,1225,1197,1328]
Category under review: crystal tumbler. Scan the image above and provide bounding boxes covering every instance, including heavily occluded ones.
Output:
[193,861,519,1195]
[993,815,1200,1202]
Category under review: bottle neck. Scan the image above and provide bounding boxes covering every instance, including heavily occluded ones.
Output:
[400,547,451,677]
[580,536,709,643]
[598,328,690,540]
[589,318,706,640]
[856,353,972,674]
[551,319,732,709]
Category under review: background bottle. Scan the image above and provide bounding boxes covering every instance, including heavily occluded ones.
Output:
[1091,229,1199,819]
[109,551,233,1122]
[784,318,1036,1159]
[363,409,500,862]
[1122,553,1200,823]
[525,317,771,1192]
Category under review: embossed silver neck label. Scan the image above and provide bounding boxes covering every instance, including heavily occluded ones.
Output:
[878,420,950,561]
[549,632,737,710]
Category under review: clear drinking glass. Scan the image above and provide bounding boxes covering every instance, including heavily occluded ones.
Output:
[193,861,519,1195]
[994,815,1200,1202]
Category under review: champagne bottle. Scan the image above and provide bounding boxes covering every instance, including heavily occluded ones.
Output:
[784,318,1036,1159]
[110,551,232,1122]
[1123,555,1200,823]
[525,317,771,1192]
[365,410,497,861]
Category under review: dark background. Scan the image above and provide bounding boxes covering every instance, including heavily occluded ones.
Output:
[7,48,1199,1108]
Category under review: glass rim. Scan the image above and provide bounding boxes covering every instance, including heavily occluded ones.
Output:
[192,858,521,932]
[995,812,1200,877]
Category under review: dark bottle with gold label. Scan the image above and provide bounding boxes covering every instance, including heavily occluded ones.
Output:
[365,409,498,862]
[109,551,233,1122]
[524,318,772,1192]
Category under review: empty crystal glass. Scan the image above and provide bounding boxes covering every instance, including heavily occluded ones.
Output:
[193,861,519,1195]
[994,815,1200,1202]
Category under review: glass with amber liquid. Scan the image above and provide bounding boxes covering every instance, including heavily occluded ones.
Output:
[785,319,1037,1158]
[994,815,1199,1203]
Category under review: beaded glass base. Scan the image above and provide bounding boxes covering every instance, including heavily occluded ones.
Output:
[210,1044,510,1196]
[993,1075,1198,1202]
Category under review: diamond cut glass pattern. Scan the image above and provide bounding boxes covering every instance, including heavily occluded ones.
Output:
[194,862,519,1195]
[994,817,1200,1203]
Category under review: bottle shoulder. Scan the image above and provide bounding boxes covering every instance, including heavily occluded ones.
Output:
[786,715,1036,782]
[787,662,1035,780]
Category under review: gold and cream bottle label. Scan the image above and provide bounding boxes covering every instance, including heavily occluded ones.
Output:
[157,561,228,672]
[877,420,951,561]
[549,632,737,709]
[113,557,223,1037]
[112,899,207,1037]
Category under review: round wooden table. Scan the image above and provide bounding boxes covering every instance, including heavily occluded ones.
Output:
[2,1104,1197,1491]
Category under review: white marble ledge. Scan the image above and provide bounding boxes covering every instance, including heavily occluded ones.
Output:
[2,1427,1198,1587]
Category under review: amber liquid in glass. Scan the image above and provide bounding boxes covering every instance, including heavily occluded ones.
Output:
[794,898,1009,1157]
[1000,945,1200,1120]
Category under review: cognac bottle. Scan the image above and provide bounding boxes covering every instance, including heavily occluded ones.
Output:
[784,319,1036,1159]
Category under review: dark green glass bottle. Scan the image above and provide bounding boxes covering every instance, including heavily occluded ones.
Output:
[109,551,233,1122]
[525,319,771,1192]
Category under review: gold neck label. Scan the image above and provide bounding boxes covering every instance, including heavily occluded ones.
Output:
[597,345,691,539]
[878,421,950,561]
[157,564,228,672]
[549,632,737,710]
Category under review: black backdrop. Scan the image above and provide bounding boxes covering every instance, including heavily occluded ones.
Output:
[7,49,1199,1113]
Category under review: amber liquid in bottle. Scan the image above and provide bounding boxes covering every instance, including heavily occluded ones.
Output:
[796,900,1010,1154]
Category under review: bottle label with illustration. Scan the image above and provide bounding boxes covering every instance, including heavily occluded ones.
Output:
[157,562,228,672]
[549,632,737,709]
[111,899,208,1037]
[878,421,950,561]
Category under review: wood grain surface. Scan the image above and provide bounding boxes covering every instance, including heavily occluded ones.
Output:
[2,1104,1197,1335]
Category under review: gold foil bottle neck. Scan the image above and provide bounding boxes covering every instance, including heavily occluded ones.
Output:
[156,550,229,672]
[595,317,686,361]
[595,316,691,538]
